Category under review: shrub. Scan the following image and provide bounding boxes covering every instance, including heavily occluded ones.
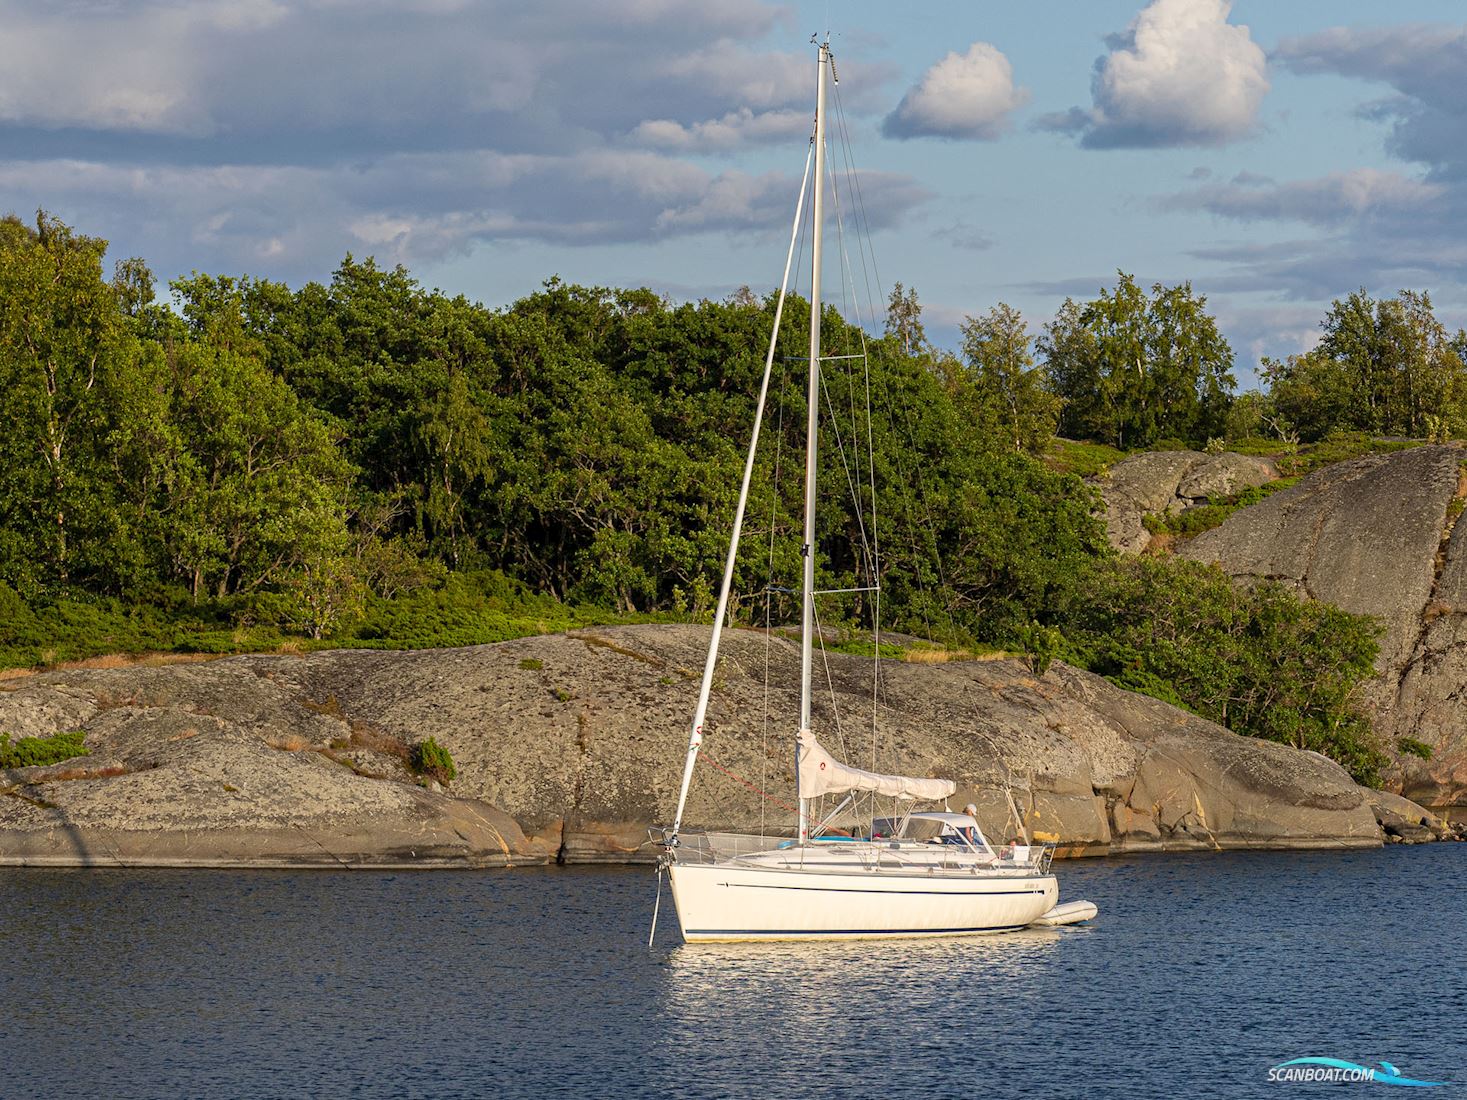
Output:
[1397,736,1434,761]
[410,736,457,784]
[0,729,89,768]
[1059,556,1387,785]
[1018,621,1060,676]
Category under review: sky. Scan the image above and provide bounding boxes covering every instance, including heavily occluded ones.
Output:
[5,0,1467,387]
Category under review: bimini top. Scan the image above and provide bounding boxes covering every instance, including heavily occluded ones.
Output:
[797,730,956,802]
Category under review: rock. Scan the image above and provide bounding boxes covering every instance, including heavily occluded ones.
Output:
[1363,788,1450,843]
[1178,444,1467,810]
[1095,450,1276,554]
[0,625,1384,866]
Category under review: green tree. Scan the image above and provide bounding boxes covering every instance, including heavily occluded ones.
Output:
[1039,273,1235,448]
[885,282,927,356]
[1267,290,1467,442]
[162,338,355,603]
[957,303,1062,454]
[0,212,168,596]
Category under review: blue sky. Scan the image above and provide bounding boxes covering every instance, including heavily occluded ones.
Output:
[4,1,1467,387]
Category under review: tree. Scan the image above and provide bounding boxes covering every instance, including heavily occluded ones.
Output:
[1062,555,1386,784]
[162,339,355,602]
[957,303,1061,454]
[885,282,927,356]
[1039,272,1235,448]
[415,371,492,568]
[1267,290,1467,442]
[0,212,167,596]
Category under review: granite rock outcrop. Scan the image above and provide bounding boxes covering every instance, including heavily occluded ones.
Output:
[1,625,1391,866]
[1094,450,1276,554]
[1177,445,1467,808]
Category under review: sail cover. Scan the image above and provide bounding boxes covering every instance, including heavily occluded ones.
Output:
[797,730,956,802]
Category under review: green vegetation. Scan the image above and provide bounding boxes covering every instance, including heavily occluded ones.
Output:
[1397,736,1434,761]
[1040,273,1234,450]
[1273,433,1422,478]
[1142,479,1300,541]
[1264,291,1467,443]
[3,210,1439,782]
[0,730,88,769]
[410,736,457,784]
[1060,557,1385,785]
[1044,438,1128,477]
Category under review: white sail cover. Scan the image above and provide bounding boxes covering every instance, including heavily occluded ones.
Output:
[797,730,956,802]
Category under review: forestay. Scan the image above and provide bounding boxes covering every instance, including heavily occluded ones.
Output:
[796,730,956,802]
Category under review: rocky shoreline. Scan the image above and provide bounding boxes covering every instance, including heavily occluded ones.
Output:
[2,624,1459,869]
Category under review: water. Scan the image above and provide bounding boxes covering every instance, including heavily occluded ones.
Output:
[3,847,1465,1099]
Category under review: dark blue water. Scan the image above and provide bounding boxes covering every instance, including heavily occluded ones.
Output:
[3,847,1465,1099]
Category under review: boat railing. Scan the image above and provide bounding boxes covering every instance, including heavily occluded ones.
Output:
[875,841,1055,875]
[650,828,791,864]
[650,829,1055,872]
[997,850,1056,874]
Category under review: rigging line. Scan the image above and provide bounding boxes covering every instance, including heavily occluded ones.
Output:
[809,596,848,762]
[832,81,884,331]
[702,748,799,815]
[817,362,877,583]
[670,137,813,839]
[836,175,880,607]
[827,101,887,778]
[763,298,793,843]
[819,141,879,587]
[838,130,893,722]
[833,87,948,661]
[824,147,875,595]
[859,327,883,771]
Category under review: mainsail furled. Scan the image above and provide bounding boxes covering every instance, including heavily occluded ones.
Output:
[797,730,956,802]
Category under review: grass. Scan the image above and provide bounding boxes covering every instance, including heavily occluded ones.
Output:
[1274,433,1424,478]
[898,642,1009,664]
[1044,438,1129,478]
[0,570,669,675]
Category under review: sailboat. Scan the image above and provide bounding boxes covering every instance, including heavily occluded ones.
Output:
[655,39,1093,943]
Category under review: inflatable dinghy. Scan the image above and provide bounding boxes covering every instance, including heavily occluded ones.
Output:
[1030,900,1098,927]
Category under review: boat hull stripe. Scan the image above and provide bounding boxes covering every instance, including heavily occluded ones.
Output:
[724,883,1047,896]
[685,924,1033,936]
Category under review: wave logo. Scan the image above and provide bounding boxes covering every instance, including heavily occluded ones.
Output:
[1268,1057,1446,1087]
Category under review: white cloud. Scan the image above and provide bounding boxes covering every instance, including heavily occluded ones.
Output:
[1275,24,1467,173]
[630,109,810,153]
[1161,168,1444,226]
[0,0,927,279]
[1040,0,1268,149]
[0,148,929,280]
[883,42,1028,141]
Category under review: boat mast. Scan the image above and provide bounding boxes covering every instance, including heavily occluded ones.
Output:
[798,40,829,844]
[666,139,816,844]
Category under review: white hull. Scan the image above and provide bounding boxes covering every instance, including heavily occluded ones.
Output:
[668,859,1059,943]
